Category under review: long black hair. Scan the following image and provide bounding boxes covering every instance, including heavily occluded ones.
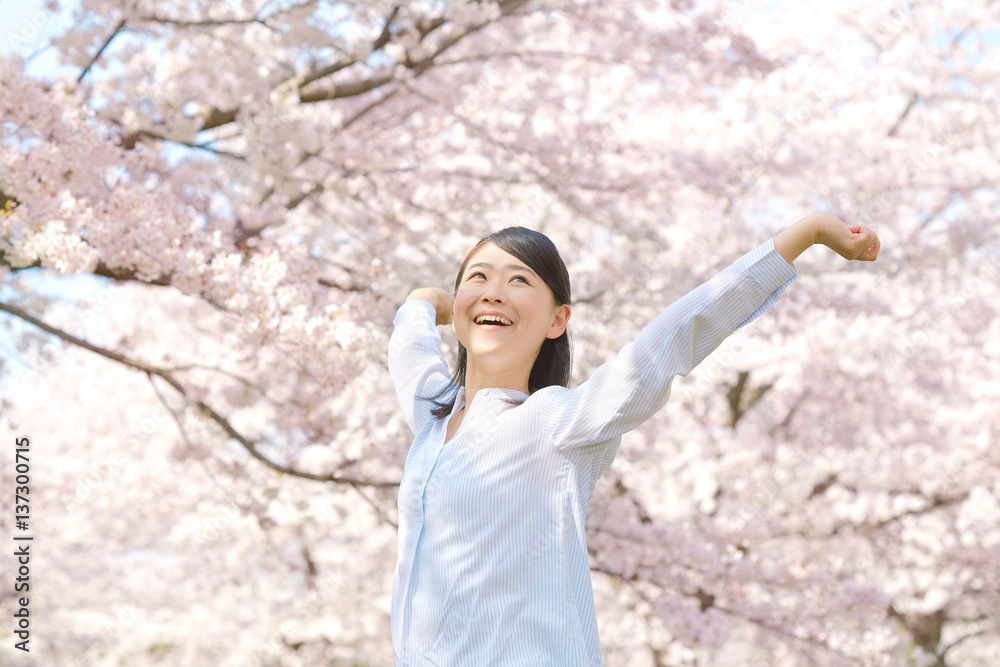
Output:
[423,226,573,419]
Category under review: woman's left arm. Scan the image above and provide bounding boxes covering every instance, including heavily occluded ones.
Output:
[774,213,881,265]
[541,213,880,451]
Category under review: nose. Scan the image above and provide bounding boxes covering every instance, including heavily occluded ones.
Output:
[481,279,505,303]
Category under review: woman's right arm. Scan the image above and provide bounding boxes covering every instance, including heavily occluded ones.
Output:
[405,288,454,326]
[388,289,455,436]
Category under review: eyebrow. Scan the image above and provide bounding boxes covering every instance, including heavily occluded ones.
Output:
[466,262,537,276]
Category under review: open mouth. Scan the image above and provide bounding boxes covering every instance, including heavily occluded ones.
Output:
[474,315,513,329]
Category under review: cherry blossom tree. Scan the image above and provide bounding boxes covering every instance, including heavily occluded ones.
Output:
[2,0,999,665]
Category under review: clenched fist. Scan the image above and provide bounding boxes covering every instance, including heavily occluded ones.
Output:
[812,213,881,261]
[405,287,454,326]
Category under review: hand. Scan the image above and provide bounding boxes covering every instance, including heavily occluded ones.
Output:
[406,287,454,326]
[812,213,881,262]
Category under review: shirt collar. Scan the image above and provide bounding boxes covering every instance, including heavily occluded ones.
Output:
[453,385,528,415]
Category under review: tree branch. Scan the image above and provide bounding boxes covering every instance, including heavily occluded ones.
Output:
[139,15,266,28]
[887,92,919,138]
[338,88,400,132]
[348,484,398,529]
[866,491,970,532]
[941,626,987,657]
[0,299,399,488]
[78,18,127,83]
[194,1,519,132]
[317,278,367,292]
[119,128,246,159]
[1,244,378,298]
[787,489,972,540]
[767,388,810,437]
[726,370,773,428]
[296,6,400,89]
[906,189,960,245]
[200,107,239,132]
[590,562,858,660]
[0,248,174,286]
[298,74,396,104]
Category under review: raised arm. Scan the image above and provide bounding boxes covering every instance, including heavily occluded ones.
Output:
[542,214,880,451]
[387,288,455,436]
[774,213,881,264]
[404,287,454,326]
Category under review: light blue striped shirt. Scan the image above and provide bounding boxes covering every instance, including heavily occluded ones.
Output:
[387,238,798,666]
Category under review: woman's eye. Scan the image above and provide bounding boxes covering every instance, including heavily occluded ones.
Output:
[467,272,527,284]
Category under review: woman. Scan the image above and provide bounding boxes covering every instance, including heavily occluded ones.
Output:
[387,213,880,666]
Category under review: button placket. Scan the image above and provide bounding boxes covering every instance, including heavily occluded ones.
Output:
[420,387,479,498]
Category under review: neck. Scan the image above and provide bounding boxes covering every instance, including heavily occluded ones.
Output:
[462,359,530,410]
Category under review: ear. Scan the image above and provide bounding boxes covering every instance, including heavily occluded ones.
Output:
[545,304,571,339]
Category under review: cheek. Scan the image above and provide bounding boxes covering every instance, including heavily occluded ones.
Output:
[453,291,475,317]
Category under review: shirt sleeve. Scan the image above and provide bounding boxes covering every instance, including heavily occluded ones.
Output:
[387,298,455,436]
[544,238,798,450]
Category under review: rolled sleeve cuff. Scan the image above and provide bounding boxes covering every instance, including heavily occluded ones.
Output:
[744,237,799,290]
[393,298,438,329]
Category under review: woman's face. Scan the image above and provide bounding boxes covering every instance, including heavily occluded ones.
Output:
[452,242,570,373]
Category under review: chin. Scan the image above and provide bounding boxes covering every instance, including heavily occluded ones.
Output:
[465,340,513,359]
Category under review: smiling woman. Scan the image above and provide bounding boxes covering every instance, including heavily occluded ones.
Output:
[387,217,879,666]
[412,226,575,420]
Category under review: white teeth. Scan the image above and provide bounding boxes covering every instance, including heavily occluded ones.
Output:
[475,315,512,326]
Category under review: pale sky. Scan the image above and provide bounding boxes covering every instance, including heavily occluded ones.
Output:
[0,0,78,75]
